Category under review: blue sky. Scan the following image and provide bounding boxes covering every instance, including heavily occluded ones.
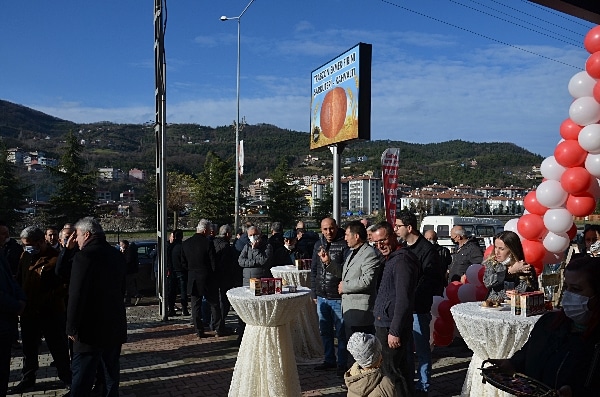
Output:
[1,1,596,157]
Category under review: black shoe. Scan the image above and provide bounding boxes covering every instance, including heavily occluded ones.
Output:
[229,338,242,347]
[336,365,347,378]
[168,310,180,317]
[197,332,211,339]
[314,362,337,371]
[216,327,234,337]
[8,378,36,394]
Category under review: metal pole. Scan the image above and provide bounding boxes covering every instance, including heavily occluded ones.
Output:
[234,17,241,233]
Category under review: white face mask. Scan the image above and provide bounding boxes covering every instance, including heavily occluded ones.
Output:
[561,290,592,324]
[501,256,512,266]
[248,235,258,244]
[284,243,295,250]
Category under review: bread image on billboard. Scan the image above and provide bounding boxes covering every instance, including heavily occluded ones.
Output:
[320,87,347,139]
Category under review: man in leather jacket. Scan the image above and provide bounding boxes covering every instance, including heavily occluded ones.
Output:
[310,217,350,376]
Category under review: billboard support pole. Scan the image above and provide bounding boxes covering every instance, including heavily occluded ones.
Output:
[329,143,345,224]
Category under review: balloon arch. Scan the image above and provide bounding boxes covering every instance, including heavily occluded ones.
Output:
[432,25,600,347]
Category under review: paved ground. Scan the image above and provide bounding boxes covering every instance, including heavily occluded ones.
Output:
[8,298,473,396]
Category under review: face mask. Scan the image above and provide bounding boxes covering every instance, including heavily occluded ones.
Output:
[249,235,257,243]
[24,245,39,255]
[501,257,512,265]
[561,290,592,324]
[285,243,295,250]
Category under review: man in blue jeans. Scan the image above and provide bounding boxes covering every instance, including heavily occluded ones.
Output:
[395,211,445,396]
[310,217,349,377]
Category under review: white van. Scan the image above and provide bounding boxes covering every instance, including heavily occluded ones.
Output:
[420,216,504,248]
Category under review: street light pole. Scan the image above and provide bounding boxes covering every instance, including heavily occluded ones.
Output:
[221,0,255,233]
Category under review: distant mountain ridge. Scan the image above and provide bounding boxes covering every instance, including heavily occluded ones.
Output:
[0,99,543,187]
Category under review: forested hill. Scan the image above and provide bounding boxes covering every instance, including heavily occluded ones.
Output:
[0,99,543,187]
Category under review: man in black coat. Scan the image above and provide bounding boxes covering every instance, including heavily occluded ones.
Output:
[67,217,127,397]
[448,225,484,282]
[167,229,188,317]
[181,219,219,338]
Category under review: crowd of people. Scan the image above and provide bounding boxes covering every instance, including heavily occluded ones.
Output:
[2,214,600,397]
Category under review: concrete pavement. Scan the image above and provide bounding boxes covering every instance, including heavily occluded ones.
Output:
[7,298,473,396]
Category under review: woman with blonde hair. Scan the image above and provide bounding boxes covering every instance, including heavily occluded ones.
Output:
[482,231,538,302]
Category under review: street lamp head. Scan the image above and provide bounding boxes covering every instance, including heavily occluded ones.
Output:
[220,15,228,21]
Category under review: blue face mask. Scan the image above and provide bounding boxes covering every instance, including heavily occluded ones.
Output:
[24,245,39,255]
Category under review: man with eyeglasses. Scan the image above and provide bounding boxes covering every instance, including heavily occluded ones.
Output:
[394,211,445,396]
[371,221,420,396]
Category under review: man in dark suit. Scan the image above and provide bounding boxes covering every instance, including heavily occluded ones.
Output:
[181,219,219,338]
[67,217,127,397]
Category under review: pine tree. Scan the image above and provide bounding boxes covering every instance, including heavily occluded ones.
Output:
[47,131,97,226]
[0,142,26,226]
[192,152,235,226]
[265,159,306,228]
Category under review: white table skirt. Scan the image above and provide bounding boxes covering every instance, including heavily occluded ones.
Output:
[271,265,311,288]
[270,266,323,364]
[451,302,542,397]
[227,287,309,397]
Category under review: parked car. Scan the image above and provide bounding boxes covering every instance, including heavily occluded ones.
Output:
[131,240,157,294]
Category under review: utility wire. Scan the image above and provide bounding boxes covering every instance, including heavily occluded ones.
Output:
[517,0,595,29]
[450,0,583,47]
[379,0,581,70]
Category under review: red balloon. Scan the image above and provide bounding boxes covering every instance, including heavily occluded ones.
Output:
[433,330,454,347]
[475,284,488,301]
[434,316,454,336]
[561,166,592,195]
[522,239,546,265]
[437,299,454,322]
[594,82,600,104]
[554,140,587,168]
[533,261,544,276]
[559,118,582,141]
[584,26,600,54]
[483,244,494,260]
[445,281,462,304]
[567,223,578,240]
[517,214,546,240]
[566,192,597,217]
[587,52,600,79]
[524,191,548,216]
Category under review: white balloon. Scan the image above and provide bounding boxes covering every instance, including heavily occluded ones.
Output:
[569,97,600,126]
[465,264,483,287]
[543,208,574,234]
[504,218,519,232]
[458,283,477,303]
[578,124,600,154]
[585,153,600,178]
[536,180,568,208]
[568,71,597,98]
[542,231,570,253]
[540,156,566,180]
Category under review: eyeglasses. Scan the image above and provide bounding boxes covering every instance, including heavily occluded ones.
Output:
[394,224,405,230]
[372,239,389,247]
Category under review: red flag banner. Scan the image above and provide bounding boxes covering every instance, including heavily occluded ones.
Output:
[381,148,400,224]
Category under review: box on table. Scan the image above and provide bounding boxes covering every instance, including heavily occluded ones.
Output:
[511,291,545,317]
[274,278,282,294]
[249,278,262,296]
[261,279,269,295]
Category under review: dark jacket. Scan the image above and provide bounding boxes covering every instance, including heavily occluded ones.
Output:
[432,242,452,275]
[310,229,349,300]
[234,233,249,253]
[373,247,420,337]
[181,233,217,292]
[67,235,127,351]
[273,244,310,267]
[268,233,284,251]
[17,246,65,317]
[448,238,483,282]
[0,254,25,338]
[406,234,445,313]
[167,239,184,273]
[124,242,139,275]
[238,235,273,285]
[297,230,319,259]
[2,237,22,276]
[509,311,600,396]
[213,236,242,288]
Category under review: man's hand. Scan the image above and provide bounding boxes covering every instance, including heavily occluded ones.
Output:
[318,248,330,265]
[487,359,515,373]
[388,334,401,349]
[338,281,343,295]
[68,335,77,342]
